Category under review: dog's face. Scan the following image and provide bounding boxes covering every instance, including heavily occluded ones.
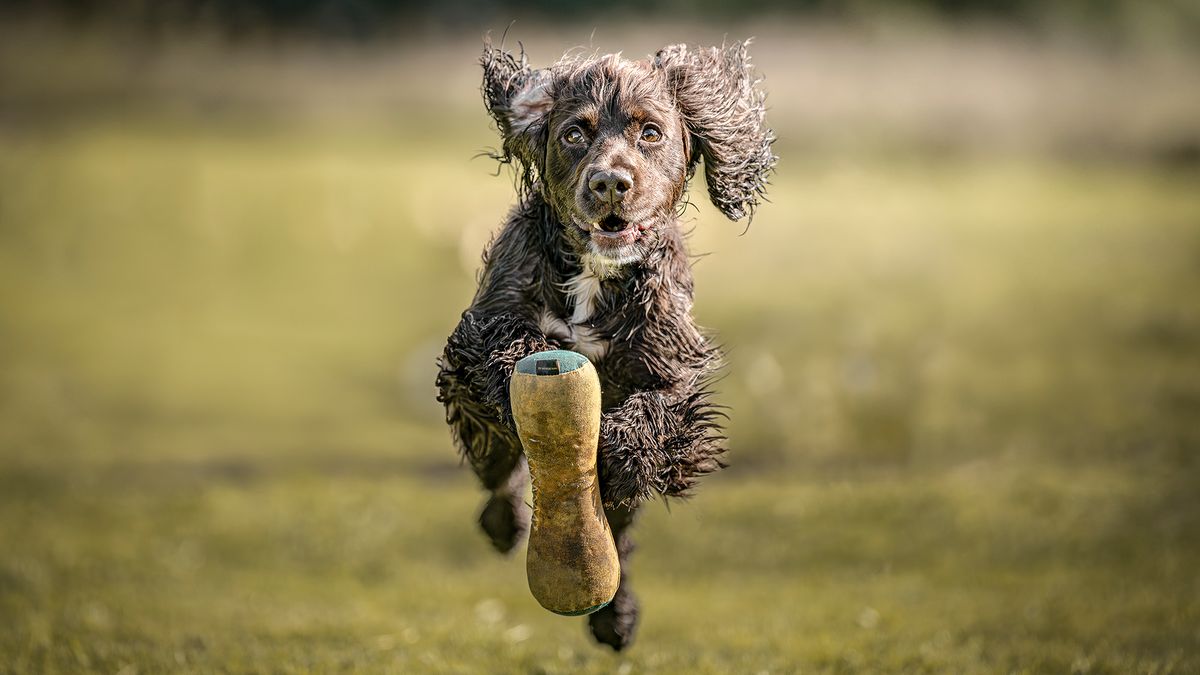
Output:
[541,59,689,264]
[482,42,775,267]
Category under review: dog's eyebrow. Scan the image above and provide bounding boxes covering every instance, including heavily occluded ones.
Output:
[624,106,663,124]
[619,90,677,121]
[557,106,599,132]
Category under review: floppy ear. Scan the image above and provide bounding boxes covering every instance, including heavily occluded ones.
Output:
[481,42,554,193]
[655,42,776,221]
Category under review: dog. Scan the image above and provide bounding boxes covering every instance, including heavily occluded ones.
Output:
[435,39,774,650]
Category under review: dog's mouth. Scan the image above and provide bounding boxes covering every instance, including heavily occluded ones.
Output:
[569,209,650,264]
[597,213,628,233]
[573,211,645,243]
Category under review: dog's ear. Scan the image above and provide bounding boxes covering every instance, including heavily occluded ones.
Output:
[481,42,553,191]
[655,42,776,221]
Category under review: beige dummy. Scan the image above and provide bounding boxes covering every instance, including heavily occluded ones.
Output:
[509,350,621,616]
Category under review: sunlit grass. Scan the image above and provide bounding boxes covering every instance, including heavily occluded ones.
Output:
[2,35,1199,672]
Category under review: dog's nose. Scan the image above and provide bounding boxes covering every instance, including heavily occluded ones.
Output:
[588,169,633,204]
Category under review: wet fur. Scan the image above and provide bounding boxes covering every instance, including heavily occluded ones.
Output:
[436,40,774,650]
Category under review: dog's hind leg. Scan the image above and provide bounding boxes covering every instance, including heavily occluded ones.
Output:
[475,449,530,555]
[587,504,640,651]
[450,407,529,554]
[438,354,531,554]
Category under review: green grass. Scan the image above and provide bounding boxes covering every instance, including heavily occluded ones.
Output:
[2,41,1200,673]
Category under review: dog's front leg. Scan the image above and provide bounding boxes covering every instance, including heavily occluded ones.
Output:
[596,381,726,509]
[584,382,722,648]
[436,310,553,552]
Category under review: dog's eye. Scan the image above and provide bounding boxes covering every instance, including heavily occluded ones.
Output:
[640,125,663,143]
[562,127,586,146]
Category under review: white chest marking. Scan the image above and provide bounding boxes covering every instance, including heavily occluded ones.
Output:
[564,264,604,324]
[569,324,609,360]
[542,256,612,361]
[538,310,572,343]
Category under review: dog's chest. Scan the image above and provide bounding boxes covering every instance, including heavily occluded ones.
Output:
[539,259,613,361]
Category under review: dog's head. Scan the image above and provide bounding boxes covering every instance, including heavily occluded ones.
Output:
[482,41,775,266]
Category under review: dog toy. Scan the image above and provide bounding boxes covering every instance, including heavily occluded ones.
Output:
[509,350,620,616]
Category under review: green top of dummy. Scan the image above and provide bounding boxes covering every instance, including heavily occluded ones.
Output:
[515,350,591,376]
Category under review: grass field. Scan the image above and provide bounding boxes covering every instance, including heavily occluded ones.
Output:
[1,23,1199,673]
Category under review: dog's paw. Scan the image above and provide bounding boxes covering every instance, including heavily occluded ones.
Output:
[477,493,530,555]
[587,587,639,651]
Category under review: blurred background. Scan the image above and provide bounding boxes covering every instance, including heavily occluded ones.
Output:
[2,1,1198,672]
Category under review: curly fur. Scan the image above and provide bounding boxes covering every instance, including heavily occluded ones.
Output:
[480,44,550,199]
[436,38,774,649]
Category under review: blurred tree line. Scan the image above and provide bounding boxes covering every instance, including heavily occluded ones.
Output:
[4,0,1199,43]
